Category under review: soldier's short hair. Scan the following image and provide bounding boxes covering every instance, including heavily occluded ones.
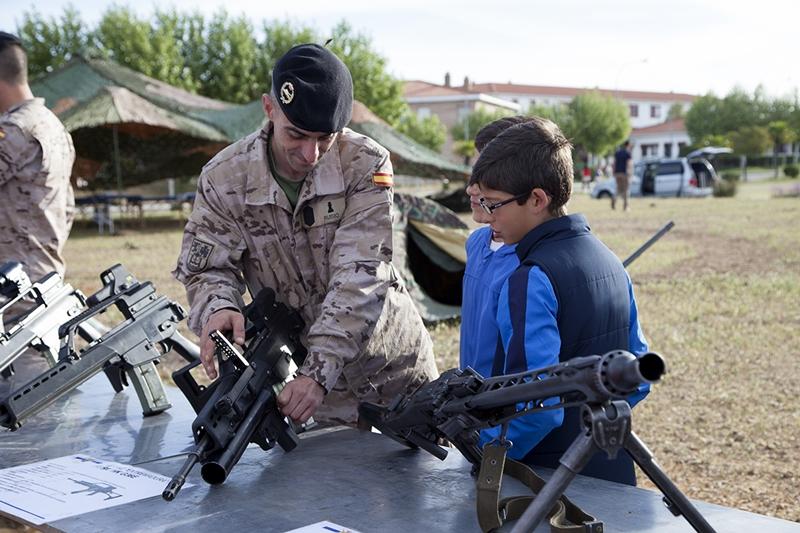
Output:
[474,115,530,153]
[471,117,573,217]
[0,32,27,85]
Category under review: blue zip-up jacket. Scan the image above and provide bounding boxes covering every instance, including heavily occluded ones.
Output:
[480,215,649,463]
[460,226,519,373]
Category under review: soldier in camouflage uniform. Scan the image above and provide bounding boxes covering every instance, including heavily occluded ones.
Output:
[0,32,75,283]
[174,44,438,426]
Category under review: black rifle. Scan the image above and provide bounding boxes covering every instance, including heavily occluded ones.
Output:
[162,288,307,501]
[359,351,716,533]
[0,264,200,430]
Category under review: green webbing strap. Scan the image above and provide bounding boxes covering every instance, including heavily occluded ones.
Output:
[476,444,603,532]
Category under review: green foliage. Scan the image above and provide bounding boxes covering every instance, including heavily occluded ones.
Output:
[784,164,799,178]
[767,120,796,147]
[258,19,317,94]
[686,87,800,147]
[17,7,407,120]
[396,111,446,152]
[713,179,738,197]
[566,91,630,156]
[527,103,571,131]
[18,6,96,79]
[729,125,772,156]
[450,107,512,142]
[327,21,407,126]
[696,134,733,148]
[453,140,476,165]
[667,102,685,120]
[721,171,740,182]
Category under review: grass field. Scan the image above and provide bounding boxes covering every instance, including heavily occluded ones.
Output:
[58,180,799,523]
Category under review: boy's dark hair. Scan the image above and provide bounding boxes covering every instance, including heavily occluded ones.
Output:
[471,116,573,217]
[474,115,530,152]
[0,32,27,85]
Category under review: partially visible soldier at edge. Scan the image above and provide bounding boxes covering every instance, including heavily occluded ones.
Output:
[173,43,439,427]
[0,32,75,283]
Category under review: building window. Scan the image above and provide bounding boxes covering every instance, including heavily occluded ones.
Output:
[629,104,639,118]
[664,143,672,157]
[641,143,658,157]
[417,107,431,119]
[650,105,661,118]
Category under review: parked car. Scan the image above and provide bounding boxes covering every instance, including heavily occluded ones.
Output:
[591,156,719,199]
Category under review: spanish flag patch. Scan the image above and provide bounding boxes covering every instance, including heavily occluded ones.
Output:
[372,171,393,187]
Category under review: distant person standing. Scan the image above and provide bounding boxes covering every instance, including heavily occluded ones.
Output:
[0,32,75,281]
[612,140,633,211]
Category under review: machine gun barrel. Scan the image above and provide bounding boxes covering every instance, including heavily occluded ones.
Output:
[622,220,675,268]
[461,351,665,415]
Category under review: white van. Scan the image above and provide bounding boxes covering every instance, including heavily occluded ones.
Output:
[591,157,720,199]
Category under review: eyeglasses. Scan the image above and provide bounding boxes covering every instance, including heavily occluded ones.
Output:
[479,192,531,214]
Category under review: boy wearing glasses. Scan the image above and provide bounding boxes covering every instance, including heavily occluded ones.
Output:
[469,117,649,485]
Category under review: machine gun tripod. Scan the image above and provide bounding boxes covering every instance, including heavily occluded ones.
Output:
[360,351,716,533]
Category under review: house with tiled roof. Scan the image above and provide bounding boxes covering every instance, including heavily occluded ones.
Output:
[404,75,697,160]
[403,76,520,163]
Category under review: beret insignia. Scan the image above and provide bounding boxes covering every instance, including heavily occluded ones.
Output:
[280,81,295,104]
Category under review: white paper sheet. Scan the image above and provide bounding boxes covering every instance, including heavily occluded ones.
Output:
[283,521,363,533]
[0,454,184,525]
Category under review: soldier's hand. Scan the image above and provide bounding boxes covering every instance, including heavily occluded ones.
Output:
[200,309,245,380]
[277,376,325,424]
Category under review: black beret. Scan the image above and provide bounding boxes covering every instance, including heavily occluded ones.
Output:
[272,43,353,133]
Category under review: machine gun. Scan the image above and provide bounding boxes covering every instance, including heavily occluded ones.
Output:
[359,351,716,533]
[162,287,307,501]
[1,262,87,377]
[0,264,200,430]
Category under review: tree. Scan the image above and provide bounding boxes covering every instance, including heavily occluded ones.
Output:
[258,19,317,94]
[453,140,476,166]
[767,120,797,177]
[667,102,685,120]
[396,111,446,152]
[326,21,407,126]
[450,107,512,143]
[729,126,771,156]
[199,11,260,103]
[685,93,724,142]
[527,103,572,134]
[17,6,95,79]
[566,91,630,156]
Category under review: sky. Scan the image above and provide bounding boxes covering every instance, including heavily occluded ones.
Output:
[3,0,799,99]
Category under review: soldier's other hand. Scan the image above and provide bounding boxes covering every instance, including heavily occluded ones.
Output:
[200,309,245,380]
[277,376,325,424]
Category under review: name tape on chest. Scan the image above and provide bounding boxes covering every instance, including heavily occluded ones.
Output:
[302,196,346,229]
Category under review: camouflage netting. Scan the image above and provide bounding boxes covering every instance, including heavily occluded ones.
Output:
[31,57,469,187]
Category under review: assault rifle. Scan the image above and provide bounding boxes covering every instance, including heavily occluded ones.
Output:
[0,262,115,379]
[359,351,716,533]
[0,264,200,430]
[162,287,307,501]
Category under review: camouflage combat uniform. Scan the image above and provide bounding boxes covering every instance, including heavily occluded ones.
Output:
[174,125,439,425]
[0,98,75,281]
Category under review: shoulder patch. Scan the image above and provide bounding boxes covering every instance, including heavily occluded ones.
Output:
[372,172,393,188]
[187,238,216,272]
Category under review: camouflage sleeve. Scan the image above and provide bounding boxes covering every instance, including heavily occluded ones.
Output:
[300,156,396,392]
[0,123,42,186]
[172,171,247,335]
